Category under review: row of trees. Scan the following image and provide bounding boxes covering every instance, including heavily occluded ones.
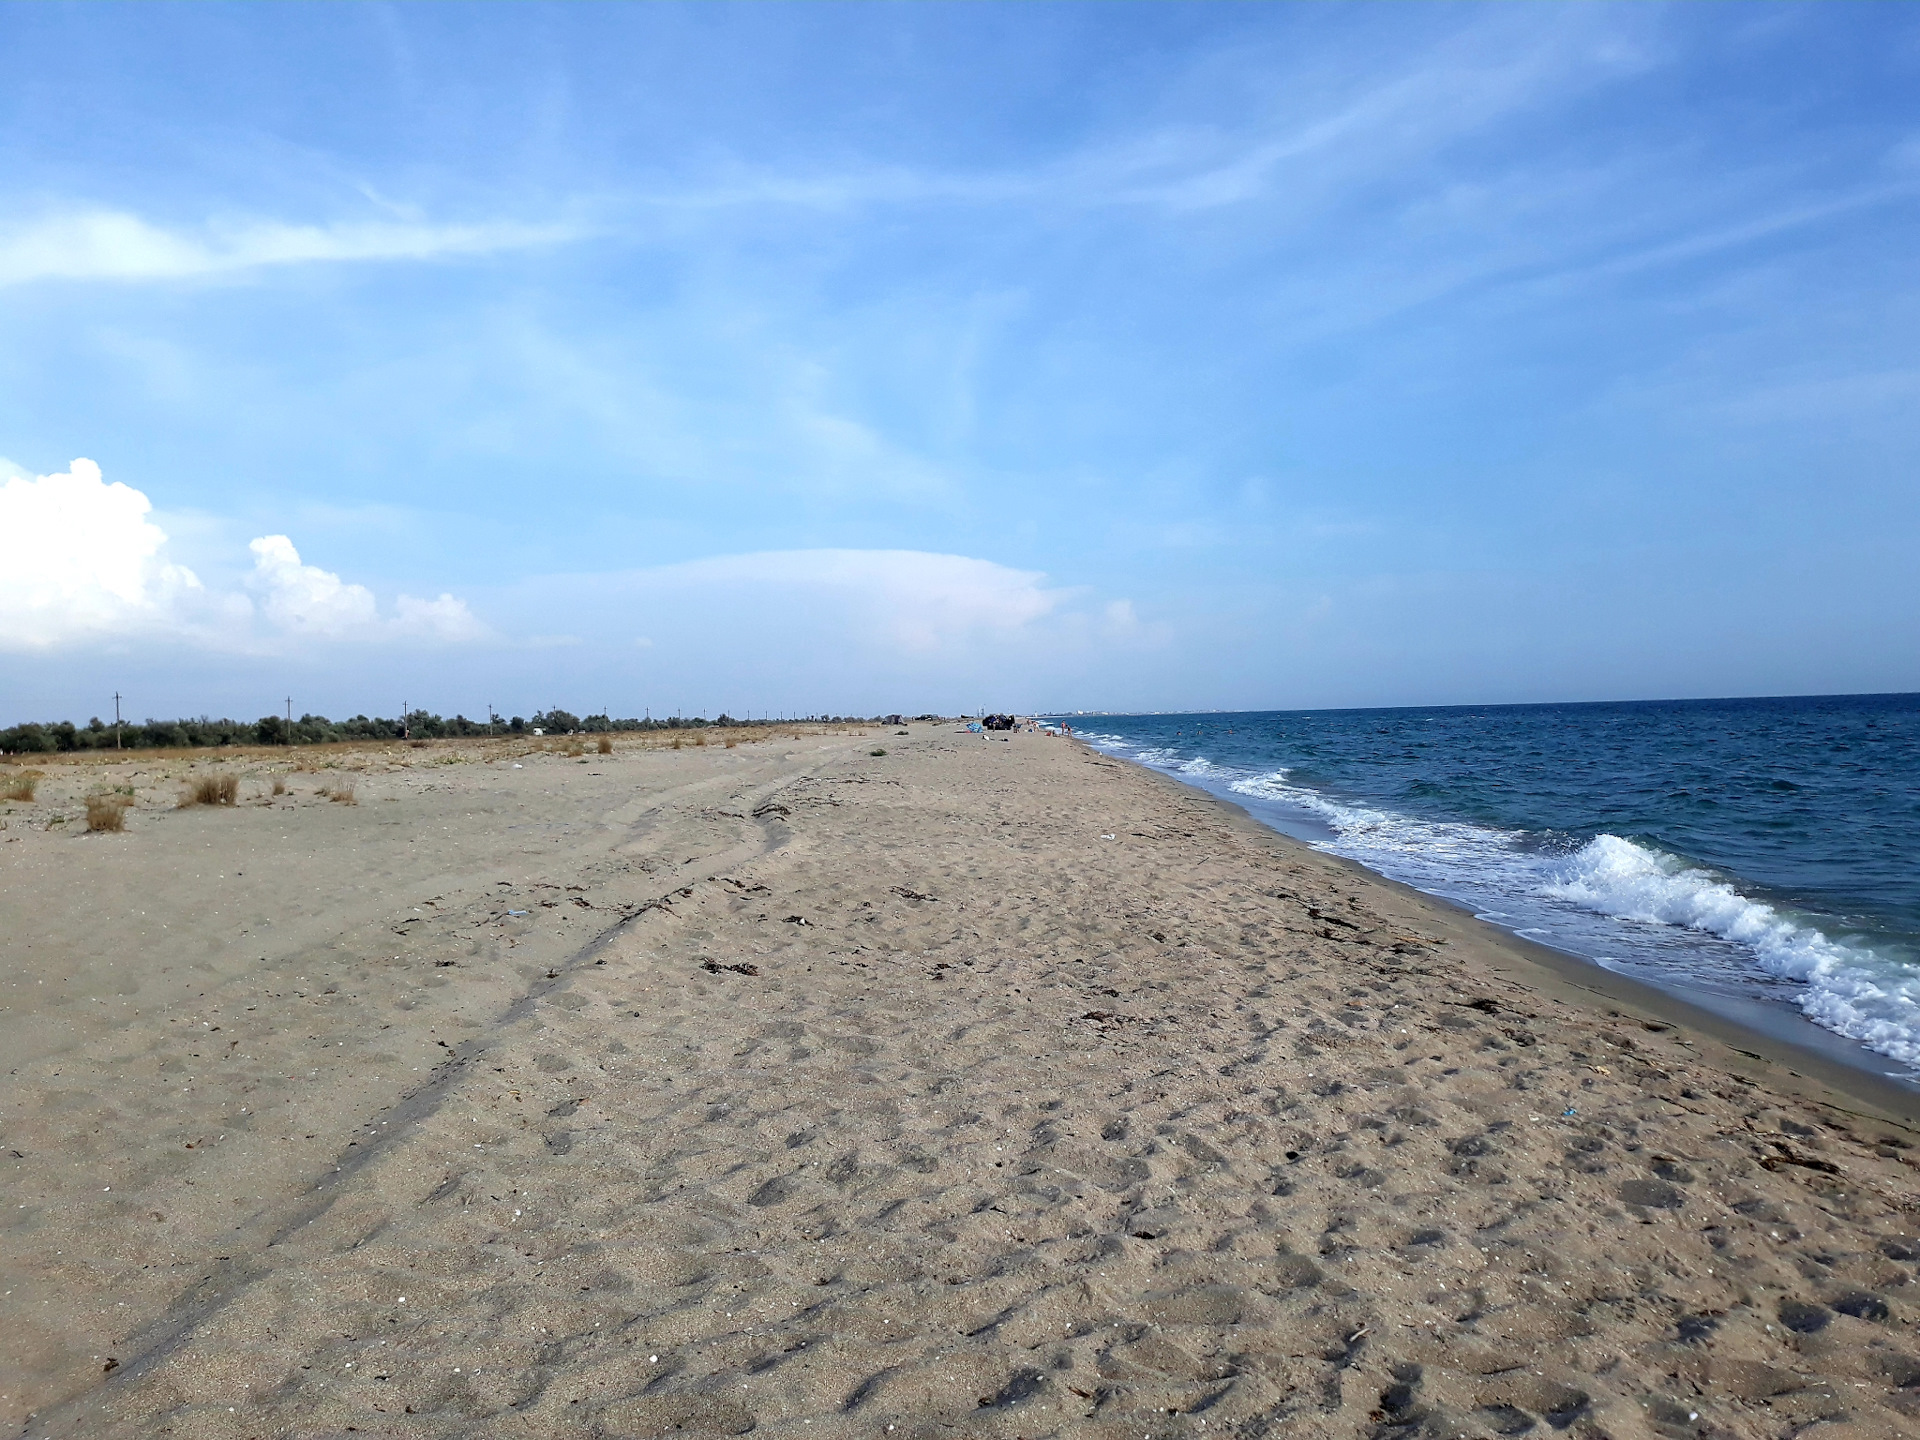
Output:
[1,709,938,753]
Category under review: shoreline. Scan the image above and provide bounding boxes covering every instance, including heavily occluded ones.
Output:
[1123,758,1920,1131]
[1060,699,1920,1105]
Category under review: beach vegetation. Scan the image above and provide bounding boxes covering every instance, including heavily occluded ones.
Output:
[84,794,131,832]
[597,735,613,754]
[180,773,240,807]
[870,748,887,756]
[3,771,40,801]
[0,707,897,755]
[321,779,358,804]
[271,778,287,796]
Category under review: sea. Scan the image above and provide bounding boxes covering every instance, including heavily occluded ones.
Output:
[1055,695,1920,1081]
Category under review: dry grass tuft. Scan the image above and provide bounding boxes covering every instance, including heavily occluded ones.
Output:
[671,736,683,750]
[3,772,40,802]
[565,740,586,757]
[84,794,131,832]
[271,778,287,796]
[596,735,613,755]
[725,737,737,748]
[320,779,358,805]
[179,773,240,807]
[695,734,707,747]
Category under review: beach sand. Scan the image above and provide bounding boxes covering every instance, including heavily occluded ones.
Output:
[4,728,1918,1438]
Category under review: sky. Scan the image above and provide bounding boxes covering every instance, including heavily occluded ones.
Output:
[3,1,1919,724]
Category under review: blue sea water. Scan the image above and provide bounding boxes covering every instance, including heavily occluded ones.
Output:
[1056,695,1920,1076]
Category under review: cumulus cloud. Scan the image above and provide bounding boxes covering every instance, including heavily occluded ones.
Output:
[247,535,380,635]
[0,458,226,647]
[392,591,488,641]
[646,549,1066,652]
[471,546,1153,717]
[0,458,481,651]
[0,210,579,287]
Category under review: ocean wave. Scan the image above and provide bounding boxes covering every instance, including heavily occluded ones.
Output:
[1129,745,1184,766]
[1101,741,1920,1068]
[1229,770,1531,875]
[1544,836,1920,1066]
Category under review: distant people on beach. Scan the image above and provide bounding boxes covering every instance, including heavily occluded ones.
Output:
[961,714,1078,737]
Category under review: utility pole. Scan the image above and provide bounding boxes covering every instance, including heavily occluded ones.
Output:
[402,701,409,741]
[286,696,292,745]
[113,691,122,750]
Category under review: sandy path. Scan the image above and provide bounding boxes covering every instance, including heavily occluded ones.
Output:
[6,731,1920,1438]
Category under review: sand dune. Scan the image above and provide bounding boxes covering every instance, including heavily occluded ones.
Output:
[4,730,1918,1438]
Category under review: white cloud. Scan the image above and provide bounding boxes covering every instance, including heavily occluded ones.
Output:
[470,546,1142,715]
[0,210,580,287]
[248,534,379,635]
[2,472,1148,713]
[0,458,225,648]
[393,591,487,642]
[0,458,481,651]
[645,549,1065,652]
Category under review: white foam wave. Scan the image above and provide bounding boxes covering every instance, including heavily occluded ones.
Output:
[1544,836,1920,1066]
[1130,745,1183,766]
[1102,743,1920,1068]
[1230,770,1532,878]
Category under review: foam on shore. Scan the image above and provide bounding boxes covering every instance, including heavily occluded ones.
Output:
[1546,834,1920,1066]
[1081,735,1920,1073]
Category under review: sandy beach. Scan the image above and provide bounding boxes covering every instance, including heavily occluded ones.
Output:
[4,727,1918,1439]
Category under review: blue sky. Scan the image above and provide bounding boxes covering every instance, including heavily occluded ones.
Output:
[4,2,1918,723]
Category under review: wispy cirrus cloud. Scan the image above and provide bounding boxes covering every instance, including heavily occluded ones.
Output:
[0,209,582,287]
[631,7,1653,218]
